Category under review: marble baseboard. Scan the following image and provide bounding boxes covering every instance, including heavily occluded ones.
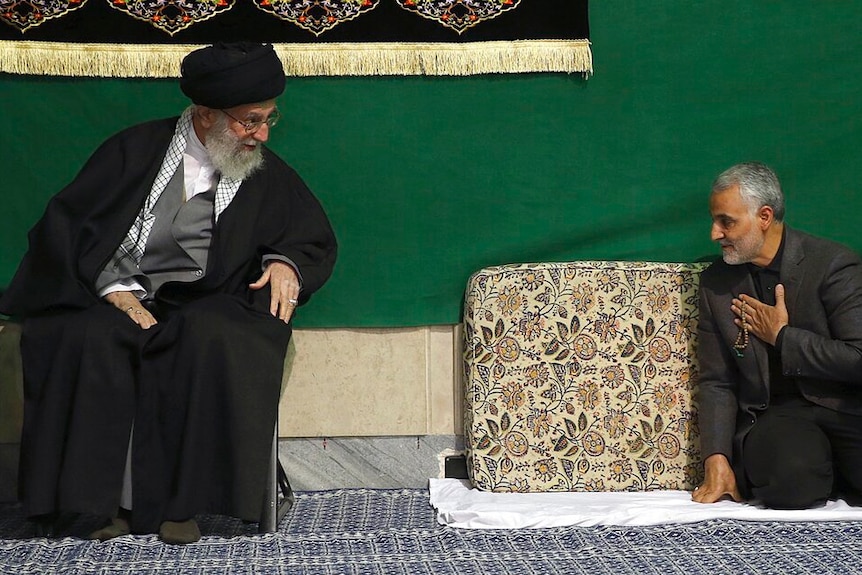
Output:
[0,436,464,502]
[278,435,465,491]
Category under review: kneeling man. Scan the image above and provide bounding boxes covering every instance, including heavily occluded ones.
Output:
[693,162,862,509]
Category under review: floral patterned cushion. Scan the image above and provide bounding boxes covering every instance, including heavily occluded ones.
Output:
[463,261,708,492]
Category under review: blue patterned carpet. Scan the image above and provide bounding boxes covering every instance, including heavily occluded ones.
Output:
[2,488,862,574]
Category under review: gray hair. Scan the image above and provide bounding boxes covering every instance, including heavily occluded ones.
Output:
[711,162,785,222]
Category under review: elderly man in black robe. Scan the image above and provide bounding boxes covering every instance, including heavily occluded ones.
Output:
[0,42,337,544]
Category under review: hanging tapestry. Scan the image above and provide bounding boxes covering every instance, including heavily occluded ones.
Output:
[0,0,591,77]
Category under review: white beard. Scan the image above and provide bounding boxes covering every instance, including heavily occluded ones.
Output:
[721,229,764,265]
[205,116,264,181]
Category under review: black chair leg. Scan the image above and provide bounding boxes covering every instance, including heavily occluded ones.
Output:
[276,459,295,525]
[260,424,295,533]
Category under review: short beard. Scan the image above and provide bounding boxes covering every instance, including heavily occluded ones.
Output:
[721,231,764,265]
[205,115,264,181]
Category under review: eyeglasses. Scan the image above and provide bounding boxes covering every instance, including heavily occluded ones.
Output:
[221,108,280,134]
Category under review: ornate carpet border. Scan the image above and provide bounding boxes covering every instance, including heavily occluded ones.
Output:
[0,39,592,77]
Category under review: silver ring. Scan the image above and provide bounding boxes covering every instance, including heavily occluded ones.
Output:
[135,310,143,315]
[288,298,298,305]
[126,306,134,313]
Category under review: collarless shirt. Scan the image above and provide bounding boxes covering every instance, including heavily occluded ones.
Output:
[183,126,217,201]
[747,228,796,401]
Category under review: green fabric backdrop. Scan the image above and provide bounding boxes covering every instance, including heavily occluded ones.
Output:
[2,1,861,328]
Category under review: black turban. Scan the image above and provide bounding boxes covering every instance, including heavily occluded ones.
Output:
[180,42,286,109]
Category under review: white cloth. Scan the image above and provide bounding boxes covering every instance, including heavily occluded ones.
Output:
[183,124,217,201]
[429,478,862,529]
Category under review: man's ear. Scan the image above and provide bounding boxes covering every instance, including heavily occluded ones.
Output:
[758,205,774,230]
[195,106,219,129]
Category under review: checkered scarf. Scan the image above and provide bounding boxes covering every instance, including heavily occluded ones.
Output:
[119,108,243,264]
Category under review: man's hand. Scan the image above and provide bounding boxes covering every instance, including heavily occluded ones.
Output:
[104,291,158,330]
[732,283,788,346]
[249,261,300,323]
[692,453,743,503]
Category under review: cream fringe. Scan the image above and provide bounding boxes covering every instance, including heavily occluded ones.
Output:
[0,40,592,77]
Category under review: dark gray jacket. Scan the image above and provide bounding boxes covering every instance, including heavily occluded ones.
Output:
[697,226,862,494]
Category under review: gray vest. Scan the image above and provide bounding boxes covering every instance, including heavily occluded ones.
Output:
[96,166,216,299]
[139,166,215,296]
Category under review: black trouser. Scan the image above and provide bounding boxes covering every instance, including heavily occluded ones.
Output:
[743,397,862,509]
